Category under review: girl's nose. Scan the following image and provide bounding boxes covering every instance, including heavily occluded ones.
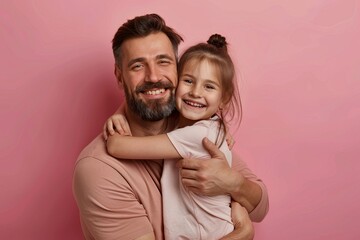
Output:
[190,85,202,97]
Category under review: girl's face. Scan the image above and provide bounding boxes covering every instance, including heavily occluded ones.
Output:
[176,59,224,122]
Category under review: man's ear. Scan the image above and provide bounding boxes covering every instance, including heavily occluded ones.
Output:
[114,64,123,88]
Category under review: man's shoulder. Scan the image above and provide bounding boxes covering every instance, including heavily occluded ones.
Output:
[76,134,113,164]
[74,134,163,182]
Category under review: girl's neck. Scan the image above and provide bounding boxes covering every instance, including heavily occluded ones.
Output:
[177,115,200,128]
[177,113,220,128]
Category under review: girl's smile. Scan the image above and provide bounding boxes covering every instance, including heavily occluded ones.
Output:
[176,59,223,124]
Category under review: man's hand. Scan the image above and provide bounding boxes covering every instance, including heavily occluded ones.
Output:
[220,202,254,240]
[176,137,244,196]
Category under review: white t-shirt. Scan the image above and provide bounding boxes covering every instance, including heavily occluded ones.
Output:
[163,118,233,240]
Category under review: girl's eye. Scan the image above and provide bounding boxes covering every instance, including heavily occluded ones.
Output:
[205,84,216,90]
[183,79,193,84]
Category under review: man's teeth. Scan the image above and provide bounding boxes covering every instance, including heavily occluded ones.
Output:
[185,100,204,108]
[144,89,165,95]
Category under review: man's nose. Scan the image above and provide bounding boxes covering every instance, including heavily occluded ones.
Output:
[145,63,161,82]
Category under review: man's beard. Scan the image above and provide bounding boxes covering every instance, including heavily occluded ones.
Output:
[124,81,176,121]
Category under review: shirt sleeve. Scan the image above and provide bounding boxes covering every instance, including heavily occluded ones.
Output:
[167,121,212,159]
[72,157,155,239]
[232,152,269,222]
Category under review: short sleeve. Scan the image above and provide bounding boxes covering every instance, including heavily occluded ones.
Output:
[167,121,211,159]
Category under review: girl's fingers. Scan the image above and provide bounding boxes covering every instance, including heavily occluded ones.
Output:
[103,124,108,140]
[107,119,115,135]
[121,117,131,136]
[113,119,124,135]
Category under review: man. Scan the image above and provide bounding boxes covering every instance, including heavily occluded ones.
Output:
[73,14,268,240]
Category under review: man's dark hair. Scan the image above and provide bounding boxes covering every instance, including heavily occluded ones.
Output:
[112,13,183,65]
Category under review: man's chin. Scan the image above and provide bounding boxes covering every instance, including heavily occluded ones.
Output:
[129,101,174,121]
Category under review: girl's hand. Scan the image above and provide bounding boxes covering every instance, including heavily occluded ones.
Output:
[103,114,131,140]
[223,122,235,150]
[225,132,235,150]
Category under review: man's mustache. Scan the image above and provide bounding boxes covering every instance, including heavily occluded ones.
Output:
[136,81,175,93]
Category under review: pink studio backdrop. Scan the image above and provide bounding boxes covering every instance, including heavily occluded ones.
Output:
[1,0,359,239]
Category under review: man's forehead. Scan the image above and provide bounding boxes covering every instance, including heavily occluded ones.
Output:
[120,32,175,62]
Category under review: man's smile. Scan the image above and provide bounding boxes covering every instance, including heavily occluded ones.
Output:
[143,89,165,95]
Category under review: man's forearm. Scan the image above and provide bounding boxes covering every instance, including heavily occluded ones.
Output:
[228,172,262,213]
[230,152,269,222]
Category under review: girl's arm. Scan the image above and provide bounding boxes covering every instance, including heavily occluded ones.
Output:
[107,133,181,160]
[103,105,131,140]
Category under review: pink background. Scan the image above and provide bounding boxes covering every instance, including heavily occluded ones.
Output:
[1,0,359,239]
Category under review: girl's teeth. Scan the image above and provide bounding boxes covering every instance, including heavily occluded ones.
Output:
[186,100,204,108]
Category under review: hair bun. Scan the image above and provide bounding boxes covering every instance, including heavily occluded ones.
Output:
[207,34,227,49]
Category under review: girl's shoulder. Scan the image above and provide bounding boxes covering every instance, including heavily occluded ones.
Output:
[193,116,220,128]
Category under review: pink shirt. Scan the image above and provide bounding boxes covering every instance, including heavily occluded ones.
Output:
[164,119,234,239]
[73,128,269,240]
[73,135,164,240]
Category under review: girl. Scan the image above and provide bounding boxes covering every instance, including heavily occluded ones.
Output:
[106,34,242,240]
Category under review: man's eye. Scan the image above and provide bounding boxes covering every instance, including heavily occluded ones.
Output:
[159,60,170,65]
[132,64,143,70]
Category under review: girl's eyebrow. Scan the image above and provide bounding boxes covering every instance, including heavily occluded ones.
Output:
[181,73,194,78]
[204,79,220,87]
[181,73,220,87]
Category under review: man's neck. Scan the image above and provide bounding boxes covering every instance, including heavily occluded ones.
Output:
[125,106,170,137]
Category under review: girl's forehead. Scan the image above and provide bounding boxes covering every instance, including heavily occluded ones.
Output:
[184,58,220,73]
[183,58,216,71]
[182,59,222,83]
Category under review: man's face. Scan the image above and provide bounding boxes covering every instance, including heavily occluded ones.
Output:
[116,32,178,121]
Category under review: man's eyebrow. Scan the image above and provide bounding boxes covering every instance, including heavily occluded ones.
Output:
[156,54,175,61]
[127,54,174,68]
[127,57,145,68]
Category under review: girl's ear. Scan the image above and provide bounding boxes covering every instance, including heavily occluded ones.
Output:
[220,91,232,110]
[114,64,124,88]
[218,102,225,112]
[219,97,228,111]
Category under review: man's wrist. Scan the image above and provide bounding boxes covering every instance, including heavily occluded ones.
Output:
[228,170,244,198]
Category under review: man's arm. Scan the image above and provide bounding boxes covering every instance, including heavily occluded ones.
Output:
[72,157,157,239]
[230,150,269,222]
[177,137,269,222]
[221,202,255,240]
